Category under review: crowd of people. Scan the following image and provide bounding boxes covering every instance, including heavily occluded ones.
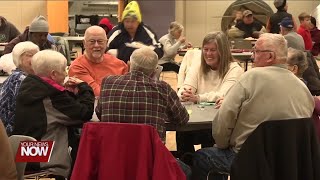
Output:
[0,0,320,179]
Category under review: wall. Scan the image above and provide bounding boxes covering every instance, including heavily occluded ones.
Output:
[176,0,320,47]
[139,1,175,38]
[0,1,47,33]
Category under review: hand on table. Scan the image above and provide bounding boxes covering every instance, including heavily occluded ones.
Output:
[180,87,199,103]
[215,97,224,109]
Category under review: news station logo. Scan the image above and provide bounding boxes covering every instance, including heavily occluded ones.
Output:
[15,141,54,162]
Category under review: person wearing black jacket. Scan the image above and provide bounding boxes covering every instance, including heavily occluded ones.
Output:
[107,1,163,63]
[13,50,94,179]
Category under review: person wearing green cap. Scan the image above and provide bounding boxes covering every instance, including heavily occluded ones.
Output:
[3,15,55,54]
[107,1,163,63]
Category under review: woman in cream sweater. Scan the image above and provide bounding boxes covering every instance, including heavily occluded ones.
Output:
[176,31,244,161]
[178,31,243,103]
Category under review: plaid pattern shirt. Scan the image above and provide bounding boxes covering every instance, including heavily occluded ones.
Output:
[96,71,189,141]
[0,69,26,135]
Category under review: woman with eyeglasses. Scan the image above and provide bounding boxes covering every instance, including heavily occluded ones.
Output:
[176,31,244,161]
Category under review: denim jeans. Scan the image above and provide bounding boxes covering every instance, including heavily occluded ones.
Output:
[176,158,192,180]
[192,147,236,180]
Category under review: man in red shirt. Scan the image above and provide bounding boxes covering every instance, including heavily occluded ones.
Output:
[297,12,313,50]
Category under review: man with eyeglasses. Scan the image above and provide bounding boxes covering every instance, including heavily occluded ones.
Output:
[69,26,128,96]
[192,33,314,180]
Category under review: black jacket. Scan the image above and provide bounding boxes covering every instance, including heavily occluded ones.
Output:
[107,22,163,63]
[12,75,94,177]
[303,51,320,95]
[231,118,320,180]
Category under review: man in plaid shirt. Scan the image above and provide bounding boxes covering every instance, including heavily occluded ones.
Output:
[95,47,189,142]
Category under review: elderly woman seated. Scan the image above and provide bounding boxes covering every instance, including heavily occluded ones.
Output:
[286,48,320,141]
[176,31,244,161]
[12,50,95,179]
[158,21,192,74]
[0,41,39,135]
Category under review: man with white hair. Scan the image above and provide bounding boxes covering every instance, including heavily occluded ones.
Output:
[96,47,190,178]
[0,41,39,135]
[69,25,128,96]
[192,33,315,180]
[13,50,95,179]
[96,47,189,142]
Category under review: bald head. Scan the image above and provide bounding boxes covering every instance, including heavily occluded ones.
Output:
[83,25,108,63]
[84,25,107,40]
[130,47,158,75]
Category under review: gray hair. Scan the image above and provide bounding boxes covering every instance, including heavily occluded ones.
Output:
[259,33,288,63]
[12,41,39,67]
[169,21,184,35]
[130,47,158,75]
[31,50,67,77]
[287,48,308,77]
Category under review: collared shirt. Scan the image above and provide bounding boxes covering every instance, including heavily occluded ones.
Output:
[0,69,26,135]
[96,71,189,142]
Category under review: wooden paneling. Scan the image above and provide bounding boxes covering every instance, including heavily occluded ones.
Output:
[47,1,68,33]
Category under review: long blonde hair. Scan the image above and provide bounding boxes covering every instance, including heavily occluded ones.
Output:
[200,31,234,78]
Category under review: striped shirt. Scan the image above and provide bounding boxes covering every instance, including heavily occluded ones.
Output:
[96,71,189,141]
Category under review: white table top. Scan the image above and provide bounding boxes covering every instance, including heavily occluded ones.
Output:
[0,75,8,83]
[232,52,253,56]
[167,104,217,131]
[64,36,84,41]
[92,101,216,131]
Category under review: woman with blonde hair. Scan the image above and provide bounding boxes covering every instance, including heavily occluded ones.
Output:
[177,31,243,160]
[178,31,243,103]
[158,21,192,73]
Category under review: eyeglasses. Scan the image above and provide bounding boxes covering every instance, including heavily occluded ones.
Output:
[86,39,106,45]
[251,49,274,54]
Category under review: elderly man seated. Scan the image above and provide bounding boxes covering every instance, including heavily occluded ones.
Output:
[95,47,190,178]
[12,50,95,179]
[280,17,305,51]
[192,33,314,180]
[69,25,128,96]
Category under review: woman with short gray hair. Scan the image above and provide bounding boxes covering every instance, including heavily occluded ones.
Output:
[0,41,39,135]
[13,50,94,179]
[158,21,192,73]
[287,47,308,79]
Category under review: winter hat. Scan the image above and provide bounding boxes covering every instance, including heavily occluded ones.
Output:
[99,18,113,31]
[274,0,287,10]
[29,15,49,33]
[122,1,142,23]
